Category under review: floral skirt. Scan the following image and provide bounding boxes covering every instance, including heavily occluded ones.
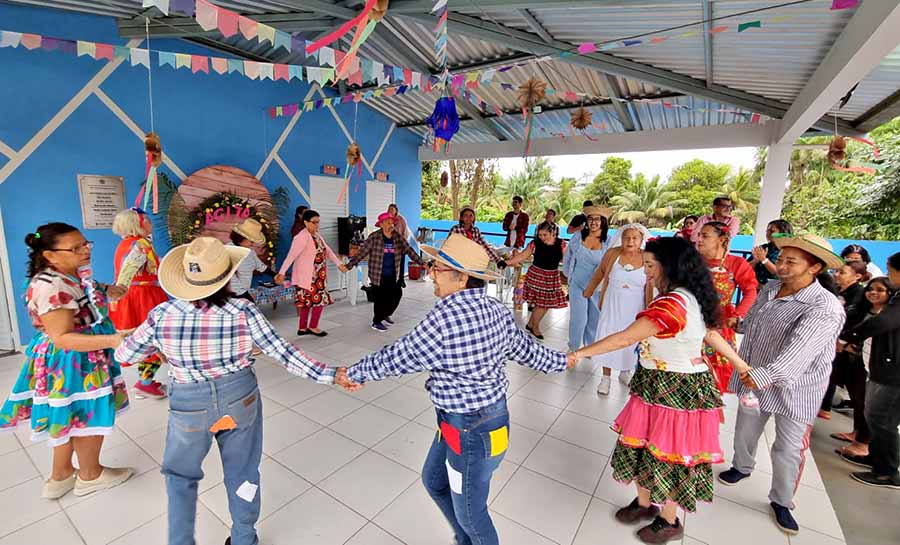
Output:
[0,320,129,447]
[610,366,724,512]
[703,326,736,394]
[295,266,333,309]
[522,266,567,309]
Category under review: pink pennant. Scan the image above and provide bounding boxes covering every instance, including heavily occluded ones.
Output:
[217,8,239,37]
[95,43,114,60]
[191,55,209,73]
[577,42,597,54]
[211,57,228,74]
[335,49,346,67]
[710,26,728,34]
[195,0,218,32]
[831,0,860,10]
[403,68,412,85]
[750,113,761,124]
[238,16,258,40]
[564,91,578,102]
[20,33,41,50]
[650,36,668,44]
[244,61,260,79]
[383,87,396,97]
[348,69,363,86]
[274,64,290,81]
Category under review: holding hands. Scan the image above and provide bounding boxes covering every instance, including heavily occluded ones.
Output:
[335,367,362,392]
[274,274,285,285]
[338,264,350,273]
[106,285,128,302]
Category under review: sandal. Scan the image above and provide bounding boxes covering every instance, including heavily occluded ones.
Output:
[830,432,855,443]
[817,410,832,420]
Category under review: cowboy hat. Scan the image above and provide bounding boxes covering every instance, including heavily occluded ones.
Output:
[421,233,502,281]
[374,212,394,228]
[582,205,606,217]
[232,218,266,245]
[159,237,250,301]
[774,233,844,270]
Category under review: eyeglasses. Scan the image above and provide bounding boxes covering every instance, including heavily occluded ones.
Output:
[587,217,603,223]
[49,241,94,253]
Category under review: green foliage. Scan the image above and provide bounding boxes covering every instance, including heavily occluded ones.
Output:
[667,159,731,193]
[495,157,551,213]
[610,174,685,226]
[584,157,633,204]
[545,177,583,224]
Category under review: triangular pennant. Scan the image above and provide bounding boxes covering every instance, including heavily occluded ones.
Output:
[76,40,95,58]
[0,31,22,48]
[20,33,41,50]
[319,47,335,67]
[738,21,762,32]
[274,30,291,52]
[191,55,209,74]
[211,57,228,74]
[257,24,275,45]
[217,8,239,37]
[244,61,260,79]
[227,58,244,74]
[175,53,191,69]
[259,62,274,80]
[95,43,113,60]
[130,48,150,68]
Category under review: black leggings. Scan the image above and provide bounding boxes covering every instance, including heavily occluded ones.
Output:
[821,351,870,443]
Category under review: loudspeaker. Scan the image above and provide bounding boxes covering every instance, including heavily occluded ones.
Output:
[338,216,367,255]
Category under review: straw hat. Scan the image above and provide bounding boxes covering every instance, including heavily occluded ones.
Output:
[773,233,844,270]
[375,212,394,227]
[583,205,607,217]
[421,233,501,281]
[232,218,266,245]
[159,237,250,301]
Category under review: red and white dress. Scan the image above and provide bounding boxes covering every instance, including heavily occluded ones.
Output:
[522,238,567,309]
[610,288,724,512]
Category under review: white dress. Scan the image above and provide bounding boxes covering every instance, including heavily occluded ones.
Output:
[593,258,647,371]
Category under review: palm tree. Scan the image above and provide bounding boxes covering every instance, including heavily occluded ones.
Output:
[545,177,583,224]
[722,167,761,216]
[610,174,685,226]
[494,157,551,214]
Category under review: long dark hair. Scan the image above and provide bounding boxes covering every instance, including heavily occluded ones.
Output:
[302,209,320,223]
[645,237,721,328]
[888,251,900,272]
[25,222,80,279]
[193,285,234,309]
[768,219,793,237]
[458,207,475,227]
[855,277,895,316]
[580,214,609,243]
[291,205,309,235]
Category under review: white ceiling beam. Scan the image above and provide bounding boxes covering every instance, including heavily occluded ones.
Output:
[517,9,553,43]
[701,0,713,88]
[777,1,900,143]
[418,121,776,160]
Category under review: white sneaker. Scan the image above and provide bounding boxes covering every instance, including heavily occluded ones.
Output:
[619,370,634,387]
[596,376,611,396]
[73,467,134,497]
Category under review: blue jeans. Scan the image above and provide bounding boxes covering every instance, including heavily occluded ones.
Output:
[422,398,509,545]
[162,368,262,545]
[568,282,600,351]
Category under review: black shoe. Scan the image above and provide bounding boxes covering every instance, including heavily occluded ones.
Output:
[310,330,328,337]
[833,400,853,413]
[225,538,231,545]
[770,502,799,535]
[717,467,750,486]
[297,329,309,336]
[636,516,683,544]
[614,497,660,524]
[850,471,900,489]
[384,316,395,324]
[840,452,874,469]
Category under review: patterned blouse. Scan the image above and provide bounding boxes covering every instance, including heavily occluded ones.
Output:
[26,269,103,332]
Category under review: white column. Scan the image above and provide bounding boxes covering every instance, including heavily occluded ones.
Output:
[753,141,792,246]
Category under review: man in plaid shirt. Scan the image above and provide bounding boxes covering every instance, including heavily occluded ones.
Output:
[346,233,576,545]
[343,212,424,331]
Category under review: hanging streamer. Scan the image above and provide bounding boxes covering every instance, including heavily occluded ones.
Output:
[306,0,377,54]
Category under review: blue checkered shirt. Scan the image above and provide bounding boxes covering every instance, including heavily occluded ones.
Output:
[346,288,568,413]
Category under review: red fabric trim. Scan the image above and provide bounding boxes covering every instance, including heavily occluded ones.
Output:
[440,421,462,455]
[638,293,687,337]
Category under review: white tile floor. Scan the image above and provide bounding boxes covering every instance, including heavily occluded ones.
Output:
[0,280,848,545]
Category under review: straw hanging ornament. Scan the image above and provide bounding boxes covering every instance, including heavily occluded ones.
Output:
[135,18,163,214]
[518,77,547,155]
[827,120,880,175]
[569,106,597,141]
[338,104,363,204]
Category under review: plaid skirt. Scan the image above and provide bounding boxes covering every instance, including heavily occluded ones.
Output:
[610,367,724,512]
[522,266,567,309]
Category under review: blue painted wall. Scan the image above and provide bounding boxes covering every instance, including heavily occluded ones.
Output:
[0,4,422,344]
[421,220,900,272]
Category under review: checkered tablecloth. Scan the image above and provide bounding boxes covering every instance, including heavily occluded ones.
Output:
[249,285,296,305]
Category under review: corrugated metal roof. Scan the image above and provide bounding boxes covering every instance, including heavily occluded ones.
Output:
[4,0,899,141]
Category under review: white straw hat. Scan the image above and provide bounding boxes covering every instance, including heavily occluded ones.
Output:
[159,237,250,301]
[773,233,844,270]
[421,233,501,281]
[232,218,266,245]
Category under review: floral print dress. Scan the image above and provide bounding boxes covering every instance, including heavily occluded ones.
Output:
[294,235,334,309]
[0,268,129,446]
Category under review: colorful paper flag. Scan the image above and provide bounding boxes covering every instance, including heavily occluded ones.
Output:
[577,43,597,54]
[169,0,194,16]
[175,53,191,69]
[211,57,228,74]
[274,64,289,81]
[238,16,258,40]
[20,34,41,50]
[76,40,95,58]
[0,31,22,48]
[195,0,218,31]
[142,0,169,15]
[114,46,130,59]
[244,61,260,79]
[259,62,274,80]
[227,58,243,74]
[95,43,113,60]
[289,65,303,81]
[159,52,175,68]
[191,55,209,74]
[738,21,762,32]
[710,26,728,34]
[274,30,291,52]
[130,48,150,68]
[257,24,275,45]
[319,47,335,67]
[831,0,860,10]
[217,8,239,37]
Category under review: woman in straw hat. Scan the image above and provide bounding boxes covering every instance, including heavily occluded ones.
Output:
[345,233,577,545]
[228,218,276,302]
[109,208,170,400]
[276,209,344,337]
[116,237,358,545]
[718,233,845,536]
[574,237,749,543]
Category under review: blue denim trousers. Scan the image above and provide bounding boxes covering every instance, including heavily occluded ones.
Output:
[422,398,509,545]
[162,367,262,545]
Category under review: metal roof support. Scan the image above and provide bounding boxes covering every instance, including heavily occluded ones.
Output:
[517,9,553,44]
[397,10,861,136]
[418,121,776,160]
[388,0,701,13]
[701,0,713,88]
[853,89,900,133]
[777,0,900,143]
[603,75,638,132]
[118,13,336,38]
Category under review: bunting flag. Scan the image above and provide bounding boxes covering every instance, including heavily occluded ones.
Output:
[432,0,449,79]
[130,48,150,68]
[76,40,95,57]
[157,50,174,68]
[195,0,217,31]
[274,30,292,52]
[319,47,335,67]
[238,16,258,40]
[211,57,228,74]
[191,54,209,74]
[217,8,239,38]
[257,23,275,46]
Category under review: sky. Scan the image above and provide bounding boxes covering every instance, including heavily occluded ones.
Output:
[495,147,759,184]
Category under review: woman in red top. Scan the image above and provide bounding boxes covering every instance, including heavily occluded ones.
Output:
[696,221,758,394]
[109,209,169,399]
